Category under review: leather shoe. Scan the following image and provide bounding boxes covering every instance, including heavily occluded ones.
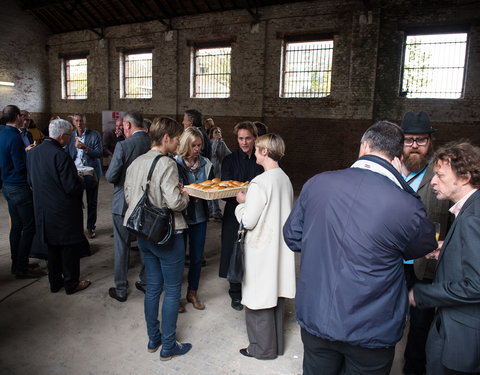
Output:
[178,302,186,313]
[231,299,243,311]
[66,280,91,295]
[160,342,192,361]
[186,289,205,310]
[108,287,126,302]
[15,269,45,279]
[135,281,146,294]
[147,337,161,353]
[240,348,253,357]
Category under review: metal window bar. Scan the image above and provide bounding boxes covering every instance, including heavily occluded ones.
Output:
[66,58,87,99]
[194,47,231,98]
[124,53,152,99]
[282,41,333,98]
[402,33,467,99]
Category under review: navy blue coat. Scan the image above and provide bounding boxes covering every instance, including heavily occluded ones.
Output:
[283,165,437,348]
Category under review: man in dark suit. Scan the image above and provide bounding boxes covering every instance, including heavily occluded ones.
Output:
[27,119,91,294]
[410,141,480,375]
[283,121,437,375]
[400,111,452,375]
[106,111,151,302]
[67,113,103,239]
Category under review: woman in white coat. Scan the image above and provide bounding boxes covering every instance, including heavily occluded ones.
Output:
[235,133,296,359]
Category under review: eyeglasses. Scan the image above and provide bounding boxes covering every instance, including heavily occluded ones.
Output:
[404,137,429,147]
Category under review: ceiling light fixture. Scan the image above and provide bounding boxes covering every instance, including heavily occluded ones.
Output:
[0,81,15,87]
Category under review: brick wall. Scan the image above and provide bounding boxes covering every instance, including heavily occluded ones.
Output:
[32,1,480,190]
[0,1,50,123]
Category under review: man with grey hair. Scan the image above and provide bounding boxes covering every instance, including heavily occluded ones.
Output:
[67,113,103,239]
[106,111,150,302]
[284,121,437,375]
[27,119,91,294]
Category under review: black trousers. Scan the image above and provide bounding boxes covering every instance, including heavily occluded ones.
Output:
[403,265,436,375]
[47,244,81,293]
[301,328,395,375]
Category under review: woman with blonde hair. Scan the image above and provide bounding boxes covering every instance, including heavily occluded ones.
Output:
[234,133,296,359]
[124,117,191,360]
[175,126,214,311]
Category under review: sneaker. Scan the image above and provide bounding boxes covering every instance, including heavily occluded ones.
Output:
[160,342,192,361]
[86,229,96,239]
[213,212,223,220]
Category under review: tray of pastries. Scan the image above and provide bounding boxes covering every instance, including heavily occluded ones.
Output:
[184,178,249,200]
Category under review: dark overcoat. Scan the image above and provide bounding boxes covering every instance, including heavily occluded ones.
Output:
[27,138,85,246]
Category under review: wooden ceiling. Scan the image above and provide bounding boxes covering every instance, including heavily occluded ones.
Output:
[21,0,311,34]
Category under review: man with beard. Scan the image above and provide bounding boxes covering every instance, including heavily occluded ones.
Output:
[400,111,452,375]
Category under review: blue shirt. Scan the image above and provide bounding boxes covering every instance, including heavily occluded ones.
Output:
[0,125,29,186]
[402,165,428,264]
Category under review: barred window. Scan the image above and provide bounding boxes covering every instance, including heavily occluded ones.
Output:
[121,51,152,99]
[192,46,231,98]
[401,33,468,99]
[280,39,333,98]
[63,57,87,99]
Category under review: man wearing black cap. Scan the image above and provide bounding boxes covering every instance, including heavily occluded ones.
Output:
[400,111,452,375]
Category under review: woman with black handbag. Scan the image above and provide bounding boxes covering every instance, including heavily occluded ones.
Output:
[124,117,191,361]
[234,133,296,359]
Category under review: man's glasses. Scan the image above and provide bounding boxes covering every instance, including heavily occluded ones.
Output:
[404,137,429,147]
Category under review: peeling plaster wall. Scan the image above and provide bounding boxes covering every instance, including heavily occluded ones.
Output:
[0,0,50,124]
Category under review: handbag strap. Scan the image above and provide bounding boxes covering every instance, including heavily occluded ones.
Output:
[144,154,167,195]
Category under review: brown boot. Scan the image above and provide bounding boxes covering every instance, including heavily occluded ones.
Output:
[186,289,205,310]
[178,302,186,313]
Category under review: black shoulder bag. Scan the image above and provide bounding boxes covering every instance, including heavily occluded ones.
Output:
[227,221,246,283]
[126,154,174,245]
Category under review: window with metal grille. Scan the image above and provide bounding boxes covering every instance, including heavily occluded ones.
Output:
[64,57,87,99]
[401,33,467,99]
[192,46,231,98]
[280,39,333,98]
[121,51,152,99]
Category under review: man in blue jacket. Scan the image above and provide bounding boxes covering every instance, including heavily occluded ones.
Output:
[0,105,42,278]
[67,113,103,239]
[283,121,437,375]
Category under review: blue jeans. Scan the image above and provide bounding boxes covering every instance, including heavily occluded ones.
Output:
[186,221,207,291]
[2,184,35,272]
[138,234,184,351]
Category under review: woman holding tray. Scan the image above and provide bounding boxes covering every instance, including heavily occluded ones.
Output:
[176,126,214,312]
[234,133,295,359]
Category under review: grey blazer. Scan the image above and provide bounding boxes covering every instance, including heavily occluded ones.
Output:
[67,128,103,178]
[414,190,480,373]
[105,130,151,215]
[414,163,453,280]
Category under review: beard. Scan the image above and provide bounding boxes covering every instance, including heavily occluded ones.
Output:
[404,149,431,173]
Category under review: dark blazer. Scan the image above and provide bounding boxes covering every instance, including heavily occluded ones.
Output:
[105,130,151,216]
[414,163,453,280]
[27,138,85,246]
[67,128,103,178]
[414,190,480,373]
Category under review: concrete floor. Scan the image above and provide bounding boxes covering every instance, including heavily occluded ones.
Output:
[0,178,408,375]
